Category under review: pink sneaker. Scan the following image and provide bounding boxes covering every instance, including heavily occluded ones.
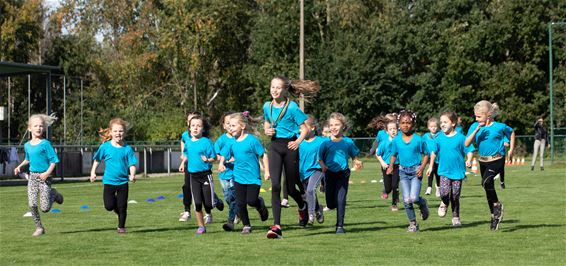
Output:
[381,193,388,200]
[117,228,126,234]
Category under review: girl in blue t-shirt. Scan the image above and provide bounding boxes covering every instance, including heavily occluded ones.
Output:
[465,100,515,231]
[215,112,240,231]
[299,115,326,225]
[90,118,138,234]
[424,117,440,197]
[14,114,63,237]
[179,115,219,235]
[427,111,474,227]
[387,110,430,233]
[376,120,400,211]
[318,112,363,234]
[219,112,269,235]
[368,113,397,186]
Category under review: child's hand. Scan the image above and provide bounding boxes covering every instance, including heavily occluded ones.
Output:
[14,166,20,176]
[416,167,424,178]
[90,173,97,183]
[178,163,185,173]
[264,170,270,181]
[465,160,472,168]
[129,174,136,183]
[201,155,208,162]
[507,150,513,160]
[39,172,49,181]
[218,163,226,173]
[426,166,432,177]
[353,159,363,171]
[380,162,388,170]
[226,157,235,163]
[386,165,393,175]
[264,127,275,136]
[287,140,300,151]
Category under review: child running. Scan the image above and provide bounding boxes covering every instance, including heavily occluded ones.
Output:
[219,112,269,234]
[299,115,325,225]
[215,112,240,231]
[180,115,219,235]
[14,114,63,237]
[376,119,400,211]
[424,117,441,197]
[90,118,137,234]
[465,100,515,231]
[318,112,363,234]
[387,110,430,233]
[427,111,474,227]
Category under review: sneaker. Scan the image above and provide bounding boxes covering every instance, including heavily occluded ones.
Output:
[452,217,461,227]
[298,207,308,227]
[494,174,499,180]
[435,186,441,198]
[204,214,213,224]
[438,202,447,217]
[222,222,235,232]
[266,225,283,239]
[32,227,44,237]
[425,186,432,195]
[541,167,544,171]
[379,178,384,183]
[391,204,398,212]
[500,182,506,189]
[316,209,325,224]
[308,214,315,225]
[492,202,504,231]
[257,197,269,221]
[530,166,534,171]
[336,227,345,234]
[381,192,388,200]
[241,226,252,235]
[407,221,419,232]
[281,199,290,208]
[234,215,241,224]
[215,198,225,211]
[53,189,64,204]
[117,227,126,234]
[323,206,331,212]
[419,198,430,221]
[179,211,191,222]
[196,226,206,234]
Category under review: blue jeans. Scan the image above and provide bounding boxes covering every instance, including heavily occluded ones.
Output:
[399,165,426,221]
[219,179,238,222]
[325,169,350,227]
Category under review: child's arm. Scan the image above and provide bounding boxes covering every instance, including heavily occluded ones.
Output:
[90,160,100,182]
[179,142,186,161]
[466,152,473,168]
[264,121,275,137]
[262,154,270,180]
[417,154,429,178]
[178,157,187,172]
[386,155,396,175]
[129,165,136,183]
[426,153,436,177]
[289,123,308,150]
[218,156,226,173]
[352,156,363,171]
[376,155,388,170]
[201,155,215,163]
[14,159,30,175]
[508,131,516,160]
[39,163,57,181]
[318,160,328,173]
[465,125,481,147]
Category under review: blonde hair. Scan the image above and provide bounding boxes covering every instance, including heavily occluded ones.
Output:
[427,117,439,126]
[28,113,57,128]
[98,118,130,143]
[229,112,261,136]
[328,112,349,131]
[474,100,501,118]
[273,76,321,95]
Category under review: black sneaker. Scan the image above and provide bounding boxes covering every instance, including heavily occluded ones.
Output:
[53,189,64,204]
[336,227,345,234]
[215,198,225,211]
[492,203,504,231]
[266,225,282,239]
[298,206,308,227]
[222,222,235,232]
[258,197,269,221]
[500,182,505,189]
[419,198,429,221]
[541,167,544,171]
[531,166,534,171]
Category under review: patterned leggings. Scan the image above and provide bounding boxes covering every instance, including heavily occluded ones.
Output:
[27,173,55,228]
[439,176,462,218]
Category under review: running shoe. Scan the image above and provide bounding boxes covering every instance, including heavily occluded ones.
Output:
[308,214,315,225]
[204,213,213,224]
[281,199,290,208]
[241,226,252,235]
[425,186,432,195]
[298,207,308,227]
[420,198,430,221]
[336,227,345,234]
[381,192,388,200]
[53,189,64,204]
[266,225,282,239]
[234,215,241,224]
[492,202,504,231]
[117,227,126,234]
[452,217,461,227]
[316,208,325,224]
[32,227,44,237]
[222,222,235,232]
[500,182,505,189]
[438,202,447,217]
[323,206,331,212]
[407,221,419,232]
[196,226,206,235]
[391,204,398,212]
[179,211,191,222]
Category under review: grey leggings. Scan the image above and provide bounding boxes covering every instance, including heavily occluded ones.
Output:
[303,171,324,215]
[531,139,546,167]
[27,173,55,228]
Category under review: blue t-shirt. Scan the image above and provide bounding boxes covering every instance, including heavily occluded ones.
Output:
[228,134,265,186]
[376,136,399,165]
[430,132,475,180]
[423,132,440,163]
[215,133,235,180]
[263,100,307,139]
[467,122,513,157]
[318,137,360,172]
[24,139,59,173]
[375,130,388,144]
[185,137,216,173]
[180,131,191,158]
[93,141,138,185]
[390,133,427,168]
[456,125,464,135]
[298,136,325,181]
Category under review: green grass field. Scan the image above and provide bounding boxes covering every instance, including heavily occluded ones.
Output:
[1,161,565,265]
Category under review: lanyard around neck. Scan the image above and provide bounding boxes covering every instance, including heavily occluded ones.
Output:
[269,98,290,128]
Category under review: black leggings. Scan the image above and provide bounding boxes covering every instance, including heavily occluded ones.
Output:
[103,183,129,228]
[325,169,350,227]
[427,162,440,187]
[190,170,215,213]
[382,165,399,205]
[269,139,305,225]
[235,182,262,226]
[479,158,505,214]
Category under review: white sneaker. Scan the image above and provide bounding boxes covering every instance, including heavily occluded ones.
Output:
[179,211,191,222]
[32,227,44,237]
[435,186,441,198]
[494,174,500,180]
[452,217,461,227]
[379,179,384,183]
[204,213,213,224]
[425,187,432,195]
[323,206,331,212]
[281,199,290,208]
[308,214,315,225]
[438,202,447,217]
[234,215,241,224]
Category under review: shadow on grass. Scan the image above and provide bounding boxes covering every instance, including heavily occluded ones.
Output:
[60,226,143,234]
[420,219,520,232]
[502,223,564,232]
